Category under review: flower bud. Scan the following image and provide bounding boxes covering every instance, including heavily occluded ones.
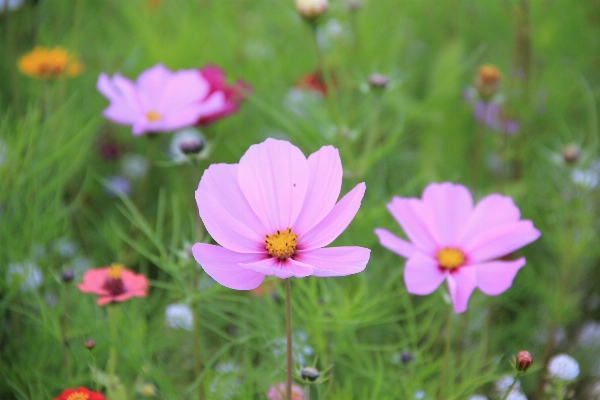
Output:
[562,144,581,164]
[84,339,96,350]
[475,64,501,100]
[368,73,389,89]
[61,270,75,283]
[516,350,532,372]
[300,366,320,382]
[400,352,414,364]
[296,0,329,20]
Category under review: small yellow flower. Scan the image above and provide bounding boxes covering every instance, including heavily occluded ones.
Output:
[18,46,83,79]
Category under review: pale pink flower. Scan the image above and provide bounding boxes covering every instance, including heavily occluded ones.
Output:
[97,64,226,136]
[375,182,540,313]
[78,264,148,306]
[192,138,370,289]
[267,382,305,400]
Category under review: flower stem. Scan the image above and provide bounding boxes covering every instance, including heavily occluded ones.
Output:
[471,121,486,190]
[501,372,523,400]
[285,278,293,400]
[192,298,204,400]
[89,349,98,391]
[60,284,72,380]
[437,306,454,400]
[107,305,119,392]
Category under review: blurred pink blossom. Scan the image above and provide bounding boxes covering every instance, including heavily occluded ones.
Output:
[267,382,304,400]
[196,65,250,125]
[192,138,370,290]
[97,64,226,136]
[375,182,540,313]
[78,264,148,306]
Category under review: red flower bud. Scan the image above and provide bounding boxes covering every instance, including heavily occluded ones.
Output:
[516,350,532,372]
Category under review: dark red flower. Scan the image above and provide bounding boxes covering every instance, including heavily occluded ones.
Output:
[54,387,105,400]
[196,65,251,126]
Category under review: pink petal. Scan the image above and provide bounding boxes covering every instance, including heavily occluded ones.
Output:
[446,267,476,313]
[298,182,365,250]
[157,69,210,113]
[238,139,309,232]
[474,258,525,295]
[422,182,473,245]
[97,296,114,306]
[135,64,174,109]
[403,252,446,295]
[464,220,540,263]
[192,243,266,290]
[196,189,264,253]
[161,93,225,132]
[241,257,313,279]
[293,246,370,277]
[459,194,522,245]
[374,228,416,258]
[97,74,140,125]
[198,163,269,234]
[387,197,439,254]
[121,271,148,293]
[293,145,343,235]
[79,268,110,293]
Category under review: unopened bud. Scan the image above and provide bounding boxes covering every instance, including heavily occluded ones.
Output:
[562,144,581,164]
[180,137,206,155]
[295,0,329,20]
[61,270,75,283]
[300,366,320,382]
[516,350,532,372]
[475,64,501,100]
[400,352,414,364]
[84,339,96,350]
[368,73,389,89]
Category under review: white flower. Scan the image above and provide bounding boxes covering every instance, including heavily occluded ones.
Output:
[579,321,600,348]
[548,354,580,381]
[495,375,520,394]
[413,390,427,400]
[506,390,528,400]
[571,167,599,189]
[0,0,24,12]
[54,237,78,258]
[165,303,194,331]
[7,261,43,292]
[122,153,148,180]
[295,0,328,19]
[168,129,209,164]
[468,395,488,400]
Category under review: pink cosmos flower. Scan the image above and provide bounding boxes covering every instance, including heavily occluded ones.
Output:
[267,382,305,400]
[374,182,540,313]
[97,63,226,136]
[78,264,148,306]
[196,64,250,126]
[192,138,370,289]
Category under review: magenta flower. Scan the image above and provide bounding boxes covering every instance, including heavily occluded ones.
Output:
[374,182,540,313]
[192,138,370,289]
[97,64,226,136]
[267,382,305,400]
[196,64,251,126]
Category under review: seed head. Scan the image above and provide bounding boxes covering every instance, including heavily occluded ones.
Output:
[300,366,320,382]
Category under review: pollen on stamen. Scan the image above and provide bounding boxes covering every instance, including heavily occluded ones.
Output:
[265,228,298,259]
[146,110,161,122]
[437,247,465,270]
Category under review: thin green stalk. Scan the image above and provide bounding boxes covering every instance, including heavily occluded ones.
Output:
[437,307,454,400]
[554,380,565,400]
[471,121,486,190]
[192,294,204,400]
[501,372,523,400]
[107,305,119,391]
[89,348,98,391]
[285,278,293,400]
[359,93,383,177]
[60,284,72,380]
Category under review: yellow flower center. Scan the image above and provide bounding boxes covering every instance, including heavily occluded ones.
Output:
[107,263,124,279]
[146,111,161,122]
[66,392,90,400]
[265,228,298,259]
[437,247,465,270]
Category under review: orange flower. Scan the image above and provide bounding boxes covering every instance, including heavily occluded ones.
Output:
[78,264,148,306]
[18,46,83,79]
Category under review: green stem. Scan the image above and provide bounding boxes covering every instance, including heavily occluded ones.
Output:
[359,93,383,177]
[501,372,523,400]
[285,278,293,400]
[471,121,486,190]
[554,380,565,400]
[192,297,204,399]
[60,285,72,380]
[437,306,454,400]
[89,349,98,391]
[107,305,119,391]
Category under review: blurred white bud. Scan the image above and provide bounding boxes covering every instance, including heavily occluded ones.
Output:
[165,303,194,331]
[295,0,328,19]
[548,354,580,381]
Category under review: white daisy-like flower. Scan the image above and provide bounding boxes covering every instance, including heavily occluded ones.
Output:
[578,321,600,348]
[495,375,520,394]
[468,395,488,400]
[0,0,23,12]
[54,237,78,258]
[506,390,528,400]
[548,354,580,381]
[165,303,194,331]
[7,261,43,292]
